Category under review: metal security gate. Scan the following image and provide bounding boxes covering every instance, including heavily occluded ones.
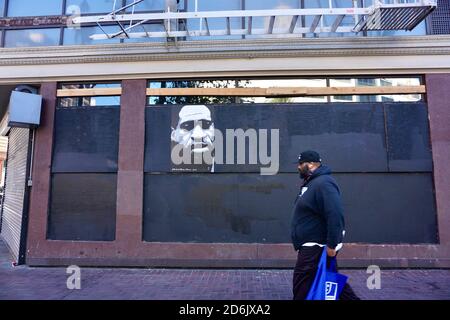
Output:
[0,127,31,264]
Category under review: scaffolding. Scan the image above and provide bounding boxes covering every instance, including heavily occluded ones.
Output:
[71,0,437,41]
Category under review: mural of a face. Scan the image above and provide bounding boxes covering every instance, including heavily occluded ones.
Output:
[171,105,215,153]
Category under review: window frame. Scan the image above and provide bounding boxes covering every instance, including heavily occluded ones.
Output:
[6,0,64,17]
[3,26,63,47]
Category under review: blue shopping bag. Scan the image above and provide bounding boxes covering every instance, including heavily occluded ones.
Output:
[306,247,348,300]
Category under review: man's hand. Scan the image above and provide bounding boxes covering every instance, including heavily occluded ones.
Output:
[326,246,336,257]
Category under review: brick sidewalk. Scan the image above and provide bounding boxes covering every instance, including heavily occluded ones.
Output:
[1,241,449,300]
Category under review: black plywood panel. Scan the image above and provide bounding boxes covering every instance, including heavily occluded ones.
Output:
[385,103,432,172]
[48,174,117,241]
[144,107,172,172]
[213,105,288,173]
[143,172,437,244]
[336,173,437,243]
[52,108,120,172]
[144,103,388,173]
[143,174,295,243]
[283,103,387,172]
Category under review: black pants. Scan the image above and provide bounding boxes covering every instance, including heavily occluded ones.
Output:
[293,246,360,300]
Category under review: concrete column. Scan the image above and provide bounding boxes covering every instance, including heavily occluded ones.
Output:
[26,82,57,259]
[425,74,450,245]
[115,80,147,247]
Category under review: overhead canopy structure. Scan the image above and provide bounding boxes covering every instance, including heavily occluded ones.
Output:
[71,0,437,41]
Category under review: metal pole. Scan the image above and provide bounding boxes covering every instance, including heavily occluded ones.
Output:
[113,0,117,17]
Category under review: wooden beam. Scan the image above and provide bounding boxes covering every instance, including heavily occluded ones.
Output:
[318,85,426,95]
[57,88,122,97]
[146,85,426,97]
[148,87,276,96]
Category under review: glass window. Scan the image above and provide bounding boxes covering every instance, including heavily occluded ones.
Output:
[244,0,298,10]
[147,78,328,104]
[4,28,61,47]
[329,77,422,102]
[58,96,121,107]
[367,20,427,37]
[187,0,241,11]
[0,0,5,17]
[240,96,328,103]
[149,79,239,89]
[363,0,421,7]
[122,23,167,43]
[187,0,242,40]
[235,78,327,88]
[59,82,121,89]
[330,94,421,102]
[244,0,299,37]
[333,76,422,86]
[148,96,330,105]
[148,77,422,105]
[126,0,165,11]
[225,94,417,104]
[125,0,186,12]
[381,96,394,102]
[303,0,360,38]
[330,95,354,102]
[148,96,236,105]
[362,0,427,36]
[328,0,357,32]
[384,0,419,4]
[63,25,120,45]
[380,77,422,87]
[122,1,185,42]
[65,0,116,15]
[357,78,377,86]
[7,0,63,17]
[58,82,121,107]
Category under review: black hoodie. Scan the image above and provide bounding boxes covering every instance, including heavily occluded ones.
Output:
[291,165,345,251]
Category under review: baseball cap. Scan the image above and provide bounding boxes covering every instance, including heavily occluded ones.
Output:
[297,150,322,164]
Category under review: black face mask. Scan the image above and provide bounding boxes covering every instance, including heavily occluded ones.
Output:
[299,164,312,180]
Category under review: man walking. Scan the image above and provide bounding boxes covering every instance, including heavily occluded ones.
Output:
[291,150,359,300]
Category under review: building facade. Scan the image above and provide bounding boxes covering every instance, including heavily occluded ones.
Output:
[0,0,449,268]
